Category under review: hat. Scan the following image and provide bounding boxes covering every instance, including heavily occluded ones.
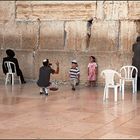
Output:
[72,60,77,64]
[43,59,52,66]
[6,49,15,57]
[43,59,48,63]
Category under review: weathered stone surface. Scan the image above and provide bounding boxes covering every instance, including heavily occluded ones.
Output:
[65,21,87,51]
[16,1,96,21]
[96,1,104,20]
[89,21,119,51]
[17,22,38,50]
[40,21,64,50]
[14,50,35,79]
[104,1,128,20]
[0,23,4,49]
[0,1,15,22]
[3,22,21,50]
[120,21,137,52]
[128,1,140,20]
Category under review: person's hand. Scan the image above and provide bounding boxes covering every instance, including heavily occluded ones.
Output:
[56,61,59,67]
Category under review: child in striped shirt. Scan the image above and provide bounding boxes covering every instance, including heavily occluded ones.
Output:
[69,60,80,91]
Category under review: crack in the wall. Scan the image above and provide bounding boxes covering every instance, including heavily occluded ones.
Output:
[86,17,93,50]
[36,18,41,51]
[117,20,121,49]
[64,21,67,49]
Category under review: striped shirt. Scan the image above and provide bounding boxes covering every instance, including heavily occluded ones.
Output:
[69,67,80,79]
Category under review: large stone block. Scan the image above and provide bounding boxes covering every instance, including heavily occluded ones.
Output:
[40,21,64,50]
[14,50,35,79]
[17,22,38,50]
[96,1,104,20]
[104,1,128,20]
[128,1,140,20]
[0,1,15,22]
[0,23,4,49]
[65,21,87,51]
[89,21,119,52]
[16,1,96,21]
[4,22,21,49]
[120,21,137,52]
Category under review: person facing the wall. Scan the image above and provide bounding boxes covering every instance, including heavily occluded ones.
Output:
[37,59,59,95]
[2,49,26,84]
[132,36,140,91]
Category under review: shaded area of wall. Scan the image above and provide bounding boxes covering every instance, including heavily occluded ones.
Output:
[0,1,140,84]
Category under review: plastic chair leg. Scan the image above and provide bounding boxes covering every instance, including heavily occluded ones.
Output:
[132,80,135,94]
[11,74,14,85]
[5,74,9,85]
[114,87,117,102]
[103,87,106,101]
[106,87,109,99]
[135,79,137,93]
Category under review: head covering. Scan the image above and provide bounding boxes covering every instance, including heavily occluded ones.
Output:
[42,59,52,66]
[43,59,48,63]
[72,60,77,64]
[6,49,15,58]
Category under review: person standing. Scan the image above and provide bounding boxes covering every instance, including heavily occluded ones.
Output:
[69,60,80,91]
[87,56,98,87]
[2,49,26,84]
[132,36,140,91]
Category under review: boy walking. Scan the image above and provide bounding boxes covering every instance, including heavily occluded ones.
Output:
[69,60,80,91]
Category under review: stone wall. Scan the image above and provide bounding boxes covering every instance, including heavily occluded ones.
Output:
[0,1,140,84]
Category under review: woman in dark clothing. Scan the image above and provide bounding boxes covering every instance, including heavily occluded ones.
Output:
[132,36,140,90]
[2,49,26,84]
[37,59,59,96]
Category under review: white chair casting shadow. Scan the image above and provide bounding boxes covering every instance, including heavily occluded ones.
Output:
[4,61,21,85]
[120,66,138,94]
[101,69,124,102]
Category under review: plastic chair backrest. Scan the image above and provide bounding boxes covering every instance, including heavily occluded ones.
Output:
[120,66,138,79]
[101,69,120,86]
[4,61,16,74]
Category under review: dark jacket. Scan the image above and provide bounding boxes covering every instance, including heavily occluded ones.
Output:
[2,56,21,76]
[37,66,55,87]
[132,41,140,77]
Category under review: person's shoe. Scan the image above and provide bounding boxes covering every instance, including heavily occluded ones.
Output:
[72,87,75,91]
[76,82,79,86]
[45,93,48,96]
[21,81,26,84]
[40,92,44,95]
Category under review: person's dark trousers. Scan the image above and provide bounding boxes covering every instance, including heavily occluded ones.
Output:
[18,69,26,83]
[137,77,140,91]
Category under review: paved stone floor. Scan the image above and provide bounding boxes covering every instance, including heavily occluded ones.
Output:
[0,83,140,139]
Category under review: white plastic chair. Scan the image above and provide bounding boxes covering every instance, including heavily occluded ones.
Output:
[120,66,138,94]
[101,69,124,102]
[4,61,21,85]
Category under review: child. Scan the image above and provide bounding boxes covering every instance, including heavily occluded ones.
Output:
[69,60,80,91]
[88,56,97,87]
[37,59,59,96]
